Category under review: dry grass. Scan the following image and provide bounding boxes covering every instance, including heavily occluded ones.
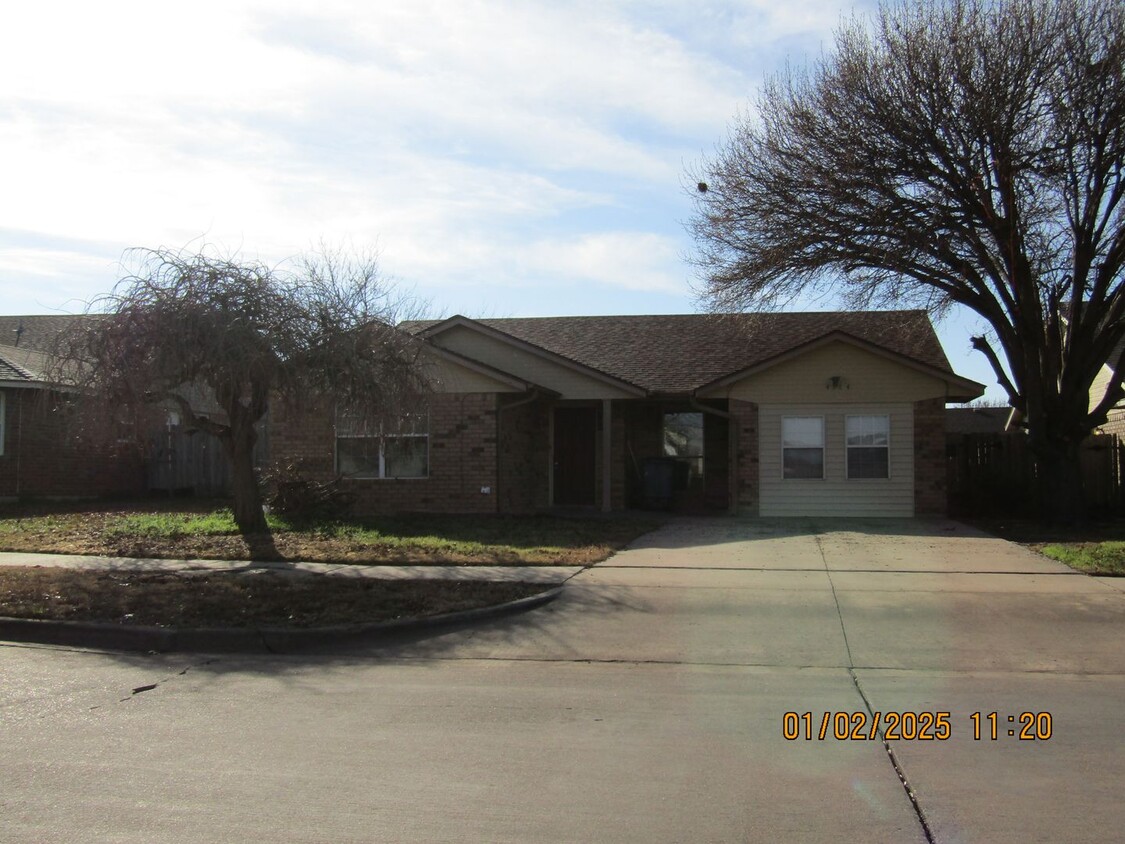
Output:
[0,566,550,628]
[0,499,664,566]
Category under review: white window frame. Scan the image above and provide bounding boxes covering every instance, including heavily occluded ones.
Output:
[845,414,891,480]
[781,415,825,480]
[335,412,430,480]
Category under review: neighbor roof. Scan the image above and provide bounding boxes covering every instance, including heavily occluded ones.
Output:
[0,344,44,382]
[0,315,95,386]
[946,406,1014,434]
[408,311,965,395]
[0,315,92,355]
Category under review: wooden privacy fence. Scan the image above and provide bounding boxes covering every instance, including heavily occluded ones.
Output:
[946,432,1124,517]
[146,420,270,497]
[147,425,230,496]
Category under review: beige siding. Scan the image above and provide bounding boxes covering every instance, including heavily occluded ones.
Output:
[418,351,522,394]
[759,403,914,517]
[720,341,949,404]
[1089,363,1125,434]
[1089,363,1125,414]
[431,324,636,399]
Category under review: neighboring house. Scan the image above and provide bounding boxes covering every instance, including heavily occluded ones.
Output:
[1089,340,1125,436]
[272,310,983,517]
[946,405,1014,435]
[0,315,146,499]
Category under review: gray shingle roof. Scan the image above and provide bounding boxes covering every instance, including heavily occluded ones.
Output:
[408,310,958,394]
[0,315,93,356]
[0,347,35,382]
[0,315,102,385]
[946,406,1013,434]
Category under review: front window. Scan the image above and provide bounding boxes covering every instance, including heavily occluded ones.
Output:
[782,416,824,479]
[336,412,429,479]
[846,415,890,479]
[663,412,704,488]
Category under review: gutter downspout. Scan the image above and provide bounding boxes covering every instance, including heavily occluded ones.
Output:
[690,397,738,515]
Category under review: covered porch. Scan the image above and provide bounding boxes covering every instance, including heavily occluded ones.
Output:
[499,395,746,515]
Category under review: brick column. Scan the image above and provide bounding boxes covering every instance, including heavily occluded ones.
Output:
[913,397,947,515]
[730,399,759,515]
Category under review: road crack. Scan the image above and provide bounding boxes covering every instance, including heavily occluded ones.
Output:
[814,534,937,844]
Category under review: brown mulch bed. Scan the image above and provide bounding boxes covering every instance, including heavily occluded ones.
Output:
[0,566,550,628]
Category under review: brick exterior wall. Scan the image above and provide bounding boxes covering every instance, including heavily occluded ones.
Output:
[0,387,146,499]
[273,392,946,518]
[914,397,947,515]
[497,395,549,513]
[270,392,501,515]
[730,399,759,514]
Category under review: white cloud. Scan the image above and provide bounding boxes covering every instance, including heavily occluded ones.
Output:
[0,0,852,314]
[518,231,686,293]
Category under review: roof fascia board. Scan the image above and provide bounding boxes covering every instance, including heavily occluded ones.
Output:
[697,330,985,398]
[418,315,647,397]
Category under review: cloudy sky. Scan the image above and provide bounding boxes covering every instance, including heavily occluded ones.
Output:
[0,0,1000,397]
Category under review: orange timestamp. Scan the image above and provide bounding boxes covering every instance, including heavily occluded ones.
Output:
[782,711,1053,741]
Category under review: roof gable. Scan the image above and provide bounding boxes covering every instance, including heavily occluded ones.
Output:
[406,310,973,396]
[696,330,983,400]
[415,315,646,398]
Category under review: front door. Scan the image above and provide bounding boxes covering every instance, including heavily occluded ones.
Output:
[553,406,597,506]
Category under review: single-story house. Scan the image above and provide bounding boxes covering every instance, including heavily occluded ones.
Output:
[271,310,984,517]
[0,315,146,499]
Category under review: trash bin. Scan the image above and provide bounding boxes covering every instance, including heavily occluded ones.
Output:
[642,457,677,509]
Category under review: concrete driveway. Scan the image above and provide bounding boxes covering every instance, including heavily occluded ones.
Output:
[2,518,1123,842]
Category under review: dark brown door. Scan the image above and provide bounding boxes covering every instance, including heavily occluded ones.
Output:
[553,406,597,506]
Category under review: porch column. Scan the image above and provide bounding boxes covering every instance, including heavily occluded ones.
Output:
[601,399,612,512]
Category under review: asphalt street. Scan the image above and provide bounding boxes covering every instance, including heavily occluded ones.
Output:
[2,517,1123,843]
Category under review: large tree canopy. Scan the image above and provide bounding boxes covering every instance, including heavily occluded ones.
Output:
[691,0,1125,520]
[52,247,426,539]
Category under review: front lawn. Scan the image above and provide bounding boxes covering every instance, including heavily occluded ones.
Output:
[965,517,1125,576]
[0,500,664,565]
[1036,542,1125,576]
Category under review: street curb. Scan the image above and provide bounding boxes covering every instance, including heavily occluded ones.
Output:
[0,585,564,654]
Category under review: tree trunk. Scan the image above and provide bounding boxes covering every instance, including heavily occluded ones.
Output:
[222,423,282,562]
[1035,439,1086,525]
[228,437,268,534]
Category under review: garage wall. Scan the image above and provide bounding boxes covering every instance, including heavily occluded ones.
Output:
[758,403,914,517]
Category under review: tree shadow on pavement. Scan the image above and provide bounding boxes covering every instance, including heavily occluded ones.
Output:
[5,580,652,693]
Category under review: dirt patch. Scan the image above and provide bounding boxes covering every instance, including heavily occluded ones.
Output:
[0,566,551,628]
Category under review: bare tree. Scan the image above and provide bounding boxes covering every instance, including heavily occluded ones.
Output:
[690,0,1125,521]
[51,246,427,542]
